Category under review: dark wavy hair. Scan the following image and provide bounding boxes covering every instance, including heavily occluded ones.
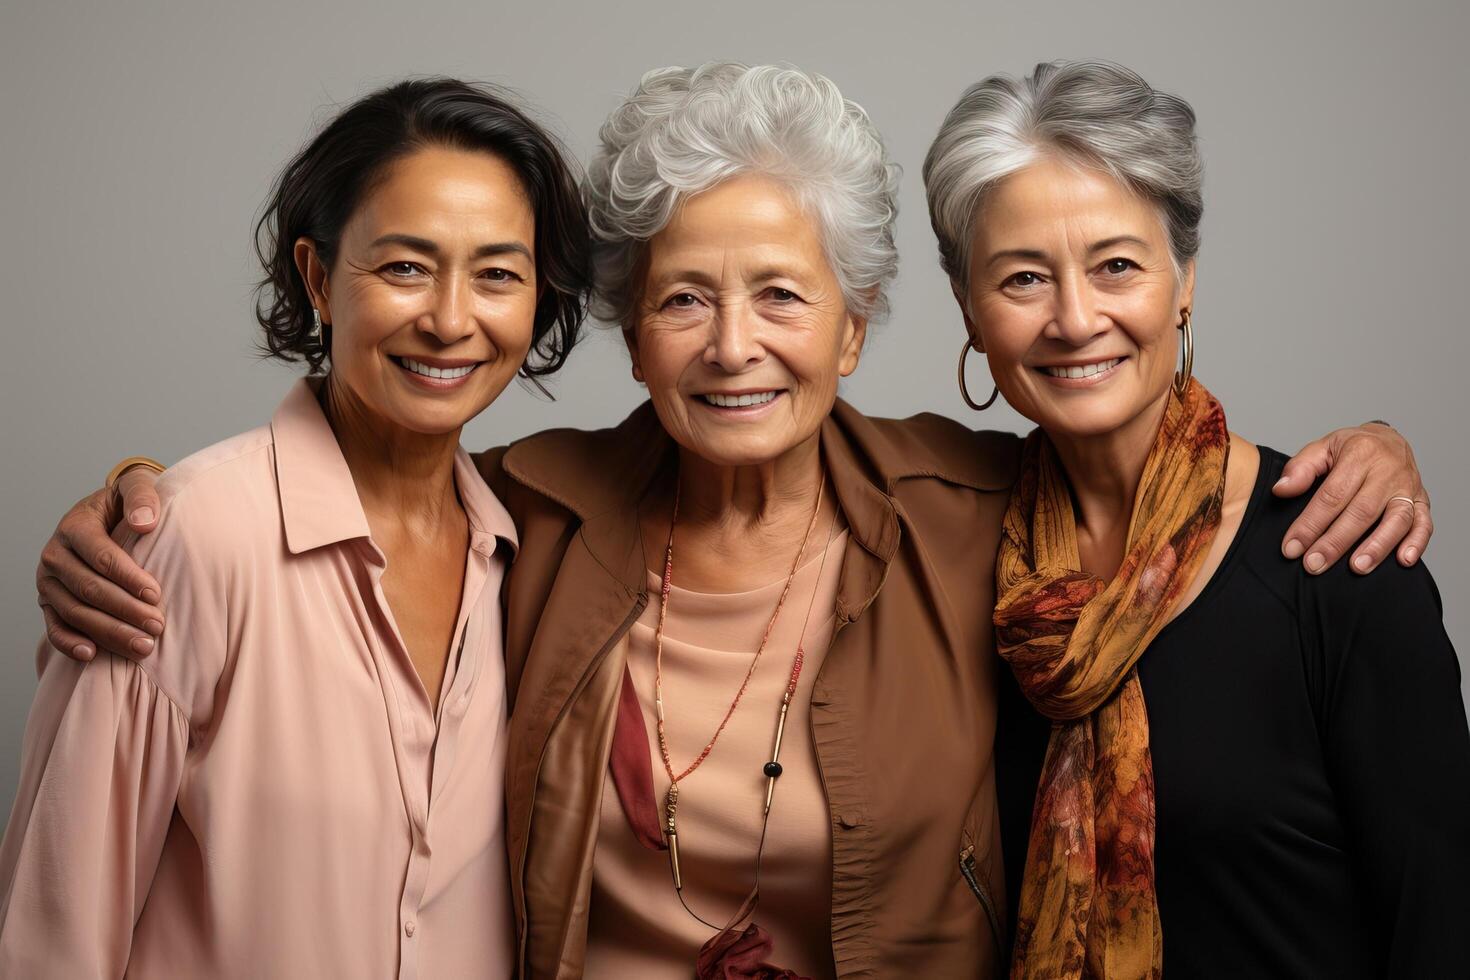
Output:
[254,77,591,379]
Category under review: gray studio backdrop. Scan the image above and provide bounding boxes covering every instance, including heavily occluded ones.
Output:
[2,0,1466,819]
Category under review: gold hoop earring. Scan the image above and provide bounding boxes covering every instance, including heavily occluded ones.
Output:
[1173,309,1194,398]
[958,339,999,411]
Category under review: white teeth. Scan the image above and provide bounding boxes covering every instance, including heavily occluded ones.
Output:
[401,357,475,380]
[1043,357,1122,380]
[703,390,779,408]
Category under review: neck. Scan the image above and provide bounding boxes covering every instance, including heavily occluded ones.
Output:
[648,430,831,594]
[321,375,463,531]
[1045,390,1171,575]
[674,431,825,533]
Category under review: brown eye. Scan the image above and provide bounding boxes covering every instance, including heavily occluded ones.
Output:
[1007,271,1042,288]
[769,287,797,302]
[384,261,423,277]
[666,292,699,308]
[1103,258,1137,275]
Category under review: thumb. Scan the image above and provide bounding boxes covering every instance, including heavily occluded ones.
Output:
[1275,436,1333,498]
[118,469,164,533]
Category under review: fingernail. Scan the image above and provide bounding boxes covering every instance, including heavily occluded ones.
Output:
[130,636,155,656]
[1353,554,1373,572]
[1305,553,1325,574]
[1403,547,1419,564]
[130,507,155,525]
[1283,539,1305,559]
[140,587,160,604]
[75,643,95,660]
[144,619,164,636]
[1273,476,1290,489]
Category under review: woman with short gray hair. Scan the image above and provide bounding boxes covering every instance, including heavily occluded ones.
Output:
[927,60,1467,977]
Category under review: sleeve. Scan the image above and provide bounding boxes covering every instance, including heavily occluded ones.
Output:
[0,652,189,978]
[1312,560,1470,977]
[0,483,223,978]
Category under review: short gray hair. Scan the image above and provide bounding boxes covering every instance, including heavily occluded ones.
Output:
[585,62,900,325]
[923,60,1203,293]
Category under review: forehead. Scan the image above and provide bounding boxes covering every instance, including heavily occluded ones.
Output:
[348,146,535,240]
[976,156,1164,247]
[646,175,829,273]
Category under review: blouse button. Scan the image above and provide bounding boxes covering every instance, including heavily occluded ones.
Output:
[404,919,416,937]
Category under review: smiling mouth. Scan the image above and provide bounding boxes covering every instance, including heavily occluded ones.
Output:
[699,390,783,409]
[1038,357,1125,380]
[391,356,481,381]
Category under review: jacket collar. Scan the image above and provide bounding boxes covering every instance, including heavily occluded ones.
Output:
[271,378,518,559]
[500,397,1015,612]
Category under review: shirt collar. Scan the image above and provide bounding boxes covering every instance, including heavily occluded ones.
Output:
[271,378,518,558]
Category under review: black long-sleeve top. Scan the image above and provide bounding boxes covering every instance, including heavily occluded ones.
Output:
[996,446,1470,978]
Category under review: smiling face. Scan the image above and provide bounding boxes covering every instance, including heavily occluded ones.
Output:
[962,155,1194,442]
[299,145,539,436]
[626,175,867,468]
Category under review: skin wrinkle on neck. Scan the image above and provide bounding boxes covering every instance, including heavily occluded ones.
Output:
[322,372,464,538]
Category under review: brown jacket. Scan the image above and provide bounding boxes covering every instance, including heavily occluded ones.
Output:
[476,399,1021,979]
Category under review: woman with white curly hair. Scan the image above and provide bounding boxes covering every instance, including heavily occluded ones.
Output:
[29,62,1435,979]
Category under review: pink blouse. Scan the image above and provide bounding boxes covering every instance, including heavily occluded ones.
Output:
[0,380,516,979]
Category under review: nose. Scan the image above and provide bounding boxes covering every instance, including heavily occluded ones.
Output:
[420,272,478,345]
[703,301,765,372]
[1046,271,1110,347]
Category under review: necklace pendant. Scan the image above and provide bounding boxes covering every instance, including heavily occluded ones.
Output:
[663,784,683,890]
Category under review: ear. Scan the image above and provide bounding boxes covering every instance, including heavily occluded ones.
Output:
[621,322,645,384]
[293,238,332,324]
[951,280,984,352]
[836,307,870,379]
[1177,258,1197,317]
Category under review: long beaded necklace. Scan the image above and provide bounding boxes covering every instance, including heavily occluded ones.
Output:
[652,471,836,931]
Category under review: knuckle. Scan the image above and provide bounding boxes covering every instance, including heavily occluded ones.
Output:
[1289,517,1324,541]
[44,621,70,649]
[39,542,62,573]
[77,576,105,607]
[92,547,115,577]
[1314,483,1349,509]
[1345,499,1381,526]
[36,575,63,605]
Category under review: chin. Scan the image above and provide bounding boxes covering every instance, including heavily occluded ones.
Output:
[384,395,486,436]
[1033,390,1168,440]
[681,431,796,468]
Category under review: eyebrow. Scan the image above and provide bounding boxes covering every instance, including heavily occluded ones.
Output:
[985,235,1151,266]
[645,264,812,292]
[1087,235,1149,253]
[368,233,533,262]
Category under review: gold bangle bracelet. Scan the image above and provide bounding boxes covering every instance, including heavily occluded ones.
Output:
[105,455,167,489]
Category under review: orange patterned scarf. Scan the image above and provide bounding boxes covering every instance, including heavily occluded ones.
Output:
[994,378,1228,979]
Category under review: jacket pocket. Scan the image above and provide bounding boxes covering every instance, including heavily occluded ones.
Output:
[960,831,1003,957]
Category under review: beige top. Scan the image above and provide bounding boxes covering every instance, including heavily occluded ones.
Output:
[0,380,516,979]
[585,528,850,980]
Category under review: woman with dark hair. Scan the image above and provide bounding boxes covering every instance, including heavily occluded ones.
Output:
[0,77,589,978]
